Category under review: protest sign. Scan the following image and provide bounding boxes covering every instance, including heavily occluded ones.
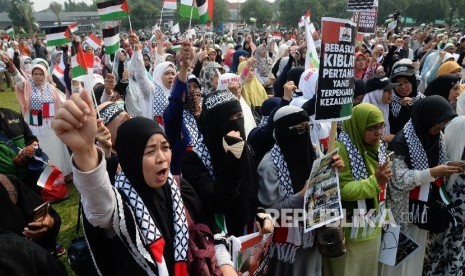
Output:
[347,0,375,11]
[315,17,356,122]
[304,149,343,232]
[353,8,378,34]
[379,225,420,267]
[232,233,273,275]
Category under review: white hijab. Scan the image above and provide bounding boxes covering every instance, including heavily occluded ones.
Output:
[152,61,176,98]
[363,89,390,134]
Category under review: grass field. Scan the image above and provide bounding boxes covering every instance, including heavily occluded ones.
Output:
[1,88,79,275]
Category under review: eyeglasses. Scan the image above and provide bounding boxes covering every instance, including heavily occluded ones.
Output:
[366,123,386,133]
[289,122,311,134]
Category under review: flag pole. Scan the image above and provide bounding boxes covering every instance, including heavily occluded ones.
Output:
[159,8,164,27]
[128,15,133,31]
[188,0,195,31]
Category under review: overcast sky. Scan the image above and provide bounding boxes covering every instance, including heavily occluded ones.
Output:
[32,0,93,12]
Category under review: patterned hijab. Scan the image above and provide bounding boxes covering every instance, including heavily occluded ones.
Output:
[199,62,222,95]
[254,44,272,77]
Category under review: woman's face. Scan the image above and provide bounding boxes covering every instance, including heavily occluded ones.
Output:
[246,66,255,81]
[161,68,176,89]
[428,120,450,136]
[143,56,151,66]
[394,77,413,97]
[53,53,62,64]
[363,122,384,146]
[32,68,45,86]
[355,56,367,70]
[212,72,219,90]
[382,89,393,104]
[142,133,172,188]
[261,46,267,57]
[85,46,93,53]
[449,82,461,103]
[451,68,462,78]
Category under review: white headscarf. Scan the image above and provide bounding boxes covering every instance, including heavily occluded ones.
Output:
[363,89,390,134]
[152,61,176,98]
[444,116,465,189]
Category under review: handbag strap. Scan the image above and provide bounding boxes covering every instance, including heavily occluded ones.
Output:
[0,130,19,155]
[0,174,18,204]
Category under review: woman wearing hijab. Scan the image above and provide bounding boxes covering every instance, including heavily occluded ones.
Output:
[243,40,252,57]
[181,88,260,238]
[258,106,343,276]
[253,45,273,86]
[198,61,223,95]
[426,115,465,275]
[424,75,462,109]
[437,60,462,77]
[112,48,128,83]
[230,49,249,74]
[142,53,153,76]
[1,54,72,179]
[151,61,176,125]
[389,59,425,136]
[324,103,391,276]
[237,59,269,108]
[354,52,368,80]
[52,92,201,275]
[363,77,399,142]
[382,96,463,276]
[223,49,235,73]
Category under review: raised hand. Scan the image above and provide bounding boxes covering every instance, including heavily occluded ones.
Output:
[52,91,98,171]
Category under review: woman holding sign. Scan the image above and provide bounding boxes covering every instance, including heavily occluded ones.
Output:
[382,96,464,276]
[324,103,391,275]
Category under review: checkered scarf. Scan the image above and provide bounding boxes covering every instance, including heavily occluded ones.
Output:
[183,110,214,177]
[114,172,188,276]
[390,93,424,118]
[30,81,54,111]
[338,130,386,239]
[269,144,314,264]
[153,83,169,120]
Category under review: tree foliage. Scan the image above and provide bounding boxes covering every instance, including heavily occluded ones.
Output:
[9,0,35,33]
[121,0,160,31]
[213,0,230,24]
[64,0,96,12]
[239,0,273,26]
[49,1,63,26]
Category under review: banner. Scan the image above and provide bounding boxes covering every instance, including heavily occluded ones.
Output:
[347,0,374,11]
[379,225,420,267]
[315,17,356,122]
[304,149,343,232]
[353,8,378,34]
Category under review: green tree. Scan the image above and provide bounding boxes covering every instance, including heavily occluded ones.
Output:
[64,0,95,12]
[239,0,273,26]
[9,0,35,34]
[213,0,230,25]
[404,0,447,25]
[49,1,63,26]
[121,0,160,31]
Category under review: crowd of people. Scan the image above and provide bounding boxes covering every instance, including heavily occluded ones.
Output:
[1,21,465,275]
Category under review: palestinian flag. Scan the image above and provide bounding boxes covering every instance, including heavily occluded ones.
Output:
[97,0,129,21]
[52,63,65,79]
[71,45,94,81]
[179,0,213,24]
[37,165,62,191]
[163,0,177,10]
[102,25,120,55]
[86,33,103,50]
[45,26,71,47]
[6,26,14,36]
[68,22,79,33]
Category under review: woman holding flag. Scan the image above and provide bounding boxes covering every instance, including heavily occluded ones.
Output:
[1,53,72,181]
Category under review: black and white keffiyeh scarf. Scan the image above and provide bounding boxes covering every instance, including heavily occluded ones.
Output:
[390,93,424,118]
[269,144,314,264]
[153,83,169,120]
[183,110,214,177]
[403,120,448,223]
[113,172,189,276]
[338,130,386,239]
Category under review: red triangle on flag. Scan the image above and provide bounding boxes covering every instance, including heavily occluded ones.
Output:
[77,43,94,70]
[121,0,129,14]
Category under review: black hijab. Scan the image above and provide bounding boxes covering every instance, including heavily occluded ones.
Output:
[424,74,460,101]
[287,66,305,88]
[115,117,176,270]
[201,90,245,171]
[411,95,457,167]
[274,107,316,192]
